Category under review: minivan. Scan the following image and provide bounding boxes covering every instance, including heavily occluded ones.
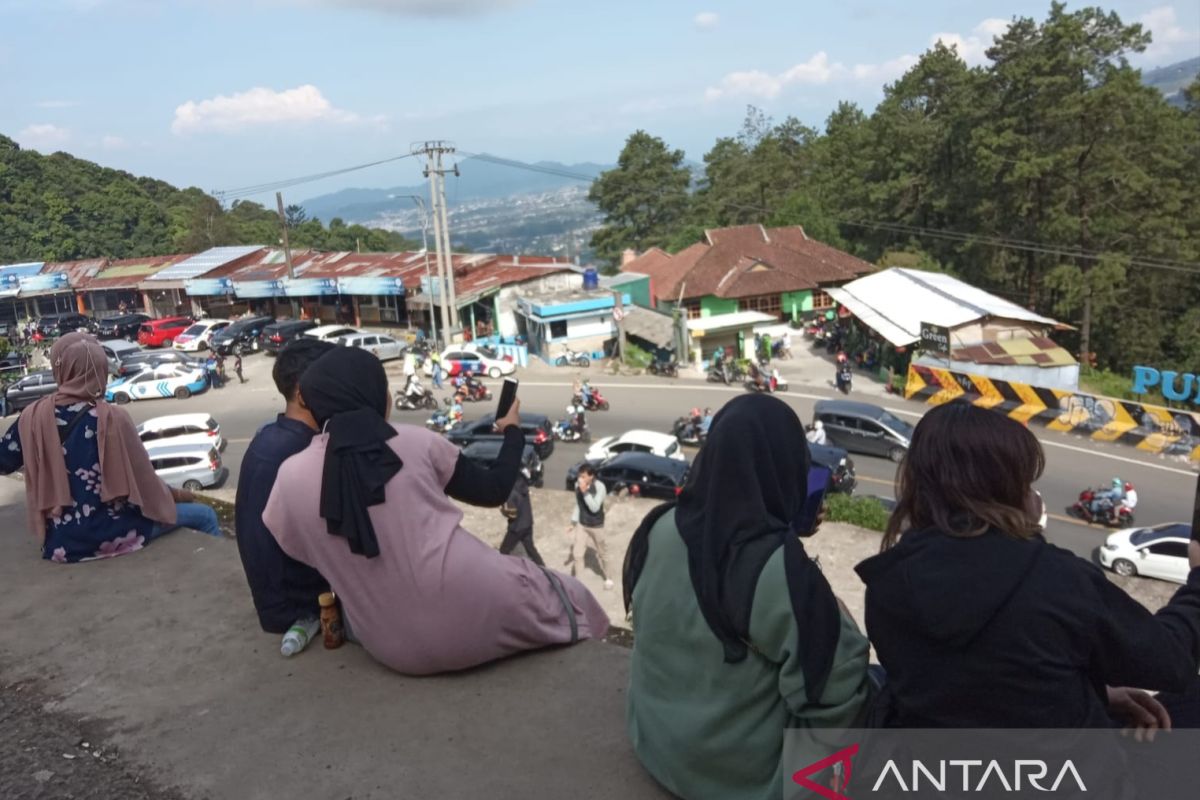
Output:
[212,316,274,355]
[36,313,92,337]
[812,399,915,462]
[137,316,193,348]
[144,442,228,491]
[261,319,318,355]
[96,313,150,340]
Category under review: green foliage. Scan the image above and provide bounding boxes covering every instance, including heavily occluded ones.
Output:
[825,494,891,533]
[0,134,417,262]
[1079,367,1171,406]
[622,341,653,368]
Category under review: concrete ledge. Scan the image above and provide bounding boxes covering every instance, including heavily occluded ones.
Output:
[0,477,668,800]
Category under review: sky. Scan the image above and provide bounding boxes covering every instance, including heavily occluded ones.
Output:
[1,0,1197,203]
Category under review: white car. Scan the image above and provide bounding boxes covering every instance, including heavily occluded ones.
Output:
[441,345,516,379]
[137,413,224,451]
[304,324,363,342]
[106,363,209,404]
[338,332,404,362]
[144,441,228,491]
[100,339,140,375]
[586,429,686,463]
[1098,522,1193,583]
[173,319,232,352]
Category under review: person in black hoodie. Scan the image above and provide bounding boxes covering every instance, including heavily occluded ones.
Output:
[856,401,1200,730]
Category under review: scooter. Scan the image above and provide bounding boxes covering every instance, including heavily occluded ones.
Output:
[553,413,591,443]
[572,388,610,411]
[1070,489,1136,528]
[672,415,706,446]
[394,380,439,411]
[555,347,591,368]
[835,365,853,395]
[426,404,461,432]
[647,359,679,378]
[453,379,493,403]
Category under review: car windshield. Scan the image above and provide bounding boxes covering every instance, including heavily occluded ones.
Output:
[182,324,205,336]
[879,411,914,437]
[476,345,499,359]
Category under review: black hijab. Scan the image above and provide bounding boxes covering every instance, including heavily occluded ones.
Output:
[299,347,403,558]
[622,394,841,704]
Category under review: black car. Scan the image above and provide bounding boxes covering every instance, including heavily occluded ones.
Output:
[117,350,200,377]
[95,313,150,340]
[445,412,555,459]
[36,313,93,337]
[565,452,690,500]
[4,370,57,414]
[261,320,318,355]
[211,316,274,355]
[812,399,914,463]
[460,440,545,488]
[808,442,857,495]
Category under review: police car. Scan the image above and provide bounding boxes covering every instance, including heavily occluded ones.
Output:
[105,363,209,404]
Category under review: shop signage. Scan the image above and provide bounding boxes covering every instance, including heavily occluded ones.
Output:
[18,272,70,293]
[283,278,339,297]
[919,322,951,356]
[184,278,234,296]
[233,280,285,299]
[338,276,405,297]
[1132,366,1200,404]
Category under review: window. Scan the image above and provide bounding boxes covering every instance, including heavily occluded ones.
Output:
[813,290,834,310]
[739,294,782,318]
[549,320,568,338]
[681,299,701,320]
[1147,542,1189,559]
[665,441,679,457]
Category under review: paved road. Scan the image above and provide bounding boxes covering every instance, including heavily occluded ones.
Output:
[4,351,1196,563]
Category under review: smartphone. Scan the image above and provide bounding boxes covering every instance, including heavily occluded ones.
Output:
[795,465,832,536]
[1191,473,1199,542]
[496,377,519,421]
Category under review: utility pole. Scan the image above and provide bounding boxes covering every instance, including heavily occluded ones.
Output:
[414,141,460,338]
[613,289,626,366]
[276,192,299,319]
[402,195,438,347]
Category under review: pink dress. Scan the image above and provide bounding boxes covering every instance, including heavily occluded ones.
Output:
[262,424,610,675]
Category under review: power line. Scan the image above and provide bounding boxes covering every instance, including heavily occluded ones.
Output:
[214,153,419,202]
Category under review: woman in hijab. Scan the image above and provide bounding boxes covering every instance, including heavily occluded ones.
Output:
[0,332,220,563]
[622,394,869,800]
[262,347,609,675]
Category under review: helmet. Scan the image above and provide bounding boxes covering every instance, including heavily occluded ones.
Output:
[1112,477,1122,489]
[690,407,700,418]
[567,404,576,413]
[1124,482,1133,491]
[814,420,824,431]
[520,467,532,481]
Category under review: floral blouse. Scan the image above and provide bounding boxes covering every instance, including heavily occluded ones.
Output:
[0,403,158,563]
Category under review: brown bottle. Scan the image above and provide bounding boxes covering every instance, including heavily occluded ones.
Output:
[319,592,344,649]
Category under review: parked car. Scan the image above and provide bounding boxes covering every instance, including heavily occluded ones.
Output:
[137,316,193,348]
[808,442,857,495]
[144,441,228,491]
[812,399,914,463]
[586,429,686,463]
[95,313,150,340]
[1098,522,1193,583]
[440,345,516,379]
[262,320,319,355]
[117,349,199,377]
[460,440,544,488]
[99,339,141,375]
[303,324,363,342]
[565,452,690,500]
[445,412,555,459]
[106,363,208,404]
[4,370,56,414]
[338,332,404,362]
[137,413,225,451]
[211,316,274,355]
[173,319,232,352]
[36,313,93,337]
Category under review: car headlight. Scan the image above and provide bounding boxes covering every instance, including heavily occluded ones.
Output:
[839,457,846,467]
[1103,544,1118,551]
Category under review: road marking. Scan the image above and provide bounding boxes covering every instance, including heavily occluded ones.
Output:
[227,438,251,443]
[1046,512,1098,530]
[855,475,893,488]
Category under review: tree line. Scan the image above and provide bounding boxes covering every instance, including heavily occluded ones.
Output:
[588,2,1200,375]
[0,135,417,266]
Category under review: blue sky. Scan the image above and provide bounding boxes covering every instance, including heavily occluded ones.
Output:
[2,0,1197,202]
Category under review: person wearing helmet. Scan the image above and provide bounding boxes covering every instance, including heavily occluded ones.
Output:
[699,407,714,438]
[807,420,827,446]
[1090,477,1125,518]
[1121,482,1138,513]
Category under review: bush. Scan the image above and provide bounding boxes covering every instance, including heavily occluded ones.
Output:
[825,493,890,533]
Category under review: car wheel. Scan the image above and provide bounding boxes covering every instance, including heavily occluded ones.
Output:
[113,393,131,405]
[598,400,609,411]
[555,356,567,367]
[182,480,203,492]
[163,339,173,348]
[579,357,590,368]
[488,366,501,379]
[888,446,906,463]
[174,386,191,399]
[1112,558,1137,577]
[198,342,208,351]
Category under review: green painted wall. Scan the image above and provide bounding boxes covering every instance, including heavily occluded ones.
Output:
[781,290,814,320]
[618,275,652,308]
[700,295,739,317]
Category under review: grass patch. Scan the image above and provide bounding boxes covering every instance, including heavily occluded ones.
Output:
[826,494,890,533]
[194,494,237,538]
[1079,367,1171,406]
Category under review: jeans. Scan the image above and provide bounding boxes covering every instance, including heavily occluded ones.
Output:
[151,502,222,539]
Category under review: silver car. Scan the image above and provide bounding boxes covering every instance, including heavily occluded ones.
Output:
[144,441,228,491]
[337,332,404,362]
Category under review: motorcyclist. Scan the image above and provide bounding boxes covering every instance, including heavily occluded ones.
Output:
[683,407,702,439]
[1089,477,1125,518]
[1120,482,1137,513]
[402,373,425,404]
[807,420,827,446]
[699,407,714,437]
[835,351,852,393]
[746,361,768,391]
[580,378,593,408]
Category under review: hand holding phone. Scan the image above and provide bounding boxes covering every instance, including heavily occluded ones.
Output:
[795,465,831,537]
[495,377,520,430]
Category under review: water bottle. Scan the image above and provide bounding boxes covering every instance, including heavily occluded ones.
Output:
[280,618,321,658]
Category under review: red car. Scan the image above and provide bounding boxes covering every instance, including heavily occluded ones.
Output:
[137,316,193,348]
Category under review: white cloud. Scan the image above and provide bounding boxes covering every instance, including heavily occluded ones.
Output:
[16,123,71,151]
[282,0,526,15]
[1140,6,1200,60]
[705,52,838,101]
[694,11,718,30]
[101,135,128,150]
[931,17,1010,66]
[35,99,78,109]
[171,84,364,134]
[851,54,919,83]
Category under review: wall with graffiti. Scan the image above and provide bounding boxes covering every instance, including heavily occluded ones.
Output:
[906,364,1200,463]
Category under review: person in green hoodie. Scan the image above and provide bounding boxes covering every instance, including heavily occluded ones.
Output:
[622,394,870,800]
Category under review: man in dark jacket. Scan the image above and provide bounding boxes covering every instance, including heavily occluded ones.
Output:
[235,339,335,634]
[566,464,611,589]
[499,468,543,566]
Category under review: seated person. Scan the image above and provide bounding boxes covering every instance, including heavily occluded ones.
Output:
[806,420,827,445]
[235,339,335,635]
[698,408,714,437]
[1090,476,1125,516]
[263,348,609,675]
[1,333,219,563]
[624,395,870,799]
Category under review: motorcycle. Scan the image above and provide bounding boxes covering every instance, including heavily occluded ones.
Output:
[1070,489,1136,528]
[553,411,591,443]
[572,387,610,411]
[672,415,706,446]
[835,365,853,395]
[647,359,679,378]
[426,401,461,433]
[705,361,744,385]
[394,380,439,411]
[452,378,493,403]
[555,347,591,368]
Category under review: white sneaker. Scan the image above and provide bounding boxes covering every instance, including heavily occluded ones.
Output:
[604,579,614,591]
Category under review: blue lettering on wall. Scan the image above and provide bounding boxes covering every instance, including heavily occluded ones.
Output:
[1131,366,1200,405]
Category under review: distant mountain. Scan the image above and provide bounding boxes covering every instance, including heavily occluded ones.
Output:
[299,156,609,224]
[1143,56,1199,109]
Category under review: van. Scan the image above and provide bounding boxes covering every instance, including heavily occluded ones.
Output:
[812,399,915,462]
[137,413,224,451]
[144,442,228,491]
[137,316,193,348]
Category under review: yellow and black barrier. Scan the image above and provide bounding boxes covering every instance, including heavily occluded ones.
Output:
[906,364,1200,463]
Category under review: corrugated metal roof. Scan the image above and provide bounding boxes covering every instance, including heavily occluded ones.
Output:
[148,246,265,282]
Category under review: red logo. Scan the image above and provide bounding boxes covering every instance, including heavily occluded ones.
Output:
[792,744,859,800]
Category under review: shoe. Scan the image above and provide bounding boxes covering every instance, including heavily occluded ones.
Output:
[604,579,614,591]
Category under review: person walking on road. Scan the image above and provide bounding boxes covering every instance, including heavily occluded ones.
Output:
[499,468,544,566]
[567,464,612,589]
[234,352,245,384]
[431,351,443,389]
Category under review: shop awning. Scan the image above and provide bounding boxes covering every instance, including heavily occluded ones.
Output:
[337,276,405,296]
[233,280,285,299]
[184,278,234,296]
[18,272,71,296]
[283,277,339,297]
[0,262,45,298]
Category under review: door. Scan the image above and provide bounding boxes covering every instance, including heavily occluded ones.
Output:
[818,414,856,451]
[1139,541,1190,582]
[855,418,892,457]
[378,337,400,360]
[11,375,41,409]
